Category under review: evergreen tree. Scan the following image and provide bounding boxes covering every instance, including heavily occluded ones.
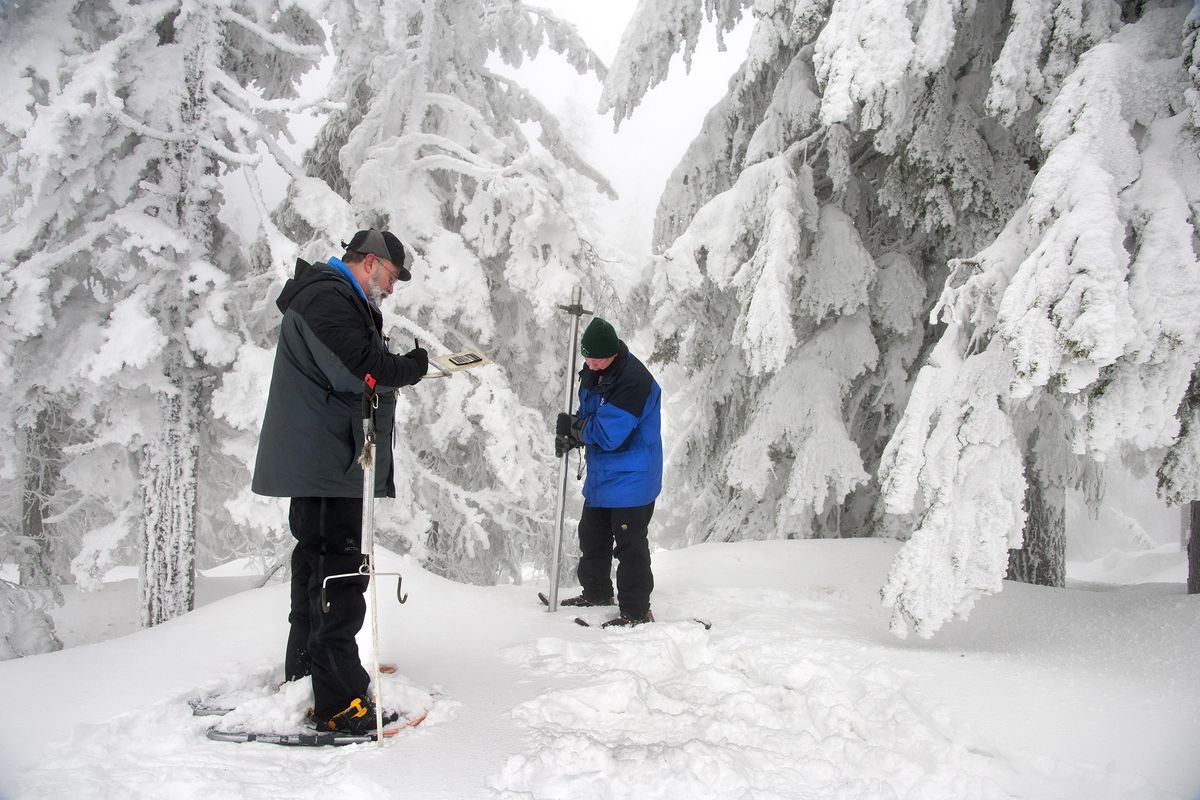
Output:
[880,0,1200,636]
[242,0,623,584]
[1190,502,1200,594]
[1159,369,1200,593]
[0,0,114,654]
[0,0,323,629]
[605,0,1197,638]
[602,0,1036,544]
[1169,0,1200,596]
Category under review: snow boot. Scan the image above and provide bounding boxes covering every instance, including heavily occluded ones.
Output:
[319,697,399,736]
[601,609,654,628]
[560,593,615,608]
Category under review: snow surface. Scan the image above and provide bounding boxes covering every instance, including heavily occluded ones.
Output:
[1,539,1195,799]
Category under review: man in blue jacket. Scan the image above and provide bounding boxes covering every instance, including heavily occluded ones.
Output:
[555,317,663,627]
[253,229,427,735]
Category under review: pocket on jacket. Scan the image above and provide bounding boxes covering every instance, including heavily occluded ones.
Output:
[344,417,365,475]
[593,447,648,474]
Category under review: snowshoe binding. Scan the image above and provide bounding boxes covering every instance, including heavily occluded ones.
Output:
[317,697,399,736]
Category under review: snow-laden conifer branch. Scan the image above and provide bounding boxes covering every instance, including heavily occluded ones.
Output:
[1158,370,1200,505]
[723,321,876,519]
[1185,4,1200,126]
[485,73,617,198]
[986,0,1120,125]
[218,7,324,59]
[391,133,505,180]
[109,0,176,29]
[209,83,313,183]
[0,197,157,340]
[600,0,750,128]
[488,2,610,79]
[412,459,551,530]
[38,494,91,527]
[424,90,496,126]
[210,71,340,115]
[228,133,296,267]
[416,88,535,177]
[99,93,259,166]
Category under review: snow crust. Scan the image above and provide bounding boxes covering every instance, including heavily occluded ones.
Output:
[2,540,1196,799]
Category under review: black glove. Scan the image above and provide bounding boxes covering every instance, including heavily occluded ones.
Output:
[404,346,429,376]
[555,412,573,437]
[554,413,585,458]
[556,413,587,443]
[555,434,585,458]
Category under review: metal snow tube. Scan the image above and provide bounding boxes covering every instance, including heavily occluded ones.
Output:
[548,287,591,611]
[318,374,409,744]
[360,375,384,745]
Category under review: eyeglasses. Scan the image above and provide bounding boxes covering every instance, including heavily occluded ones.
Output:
[371,253,403,283]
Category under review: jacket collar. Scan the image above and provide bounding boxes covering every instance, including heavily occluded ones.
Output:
[327,256,369,303]
[580,340,629,390]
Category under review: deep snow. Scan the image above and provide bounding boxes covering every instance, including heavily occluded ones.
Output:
[1,539,1196,799]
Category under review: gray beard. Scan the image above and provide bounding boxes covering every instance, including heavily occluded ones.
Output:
[366,273,387,304]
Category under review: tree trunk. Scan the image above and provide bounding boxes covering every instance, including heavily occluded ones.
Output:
[137,10,218,628]
[1007,461,1067,587]
[1189,501,1200,595]
[139,346,200,627]
[19,404,62,592]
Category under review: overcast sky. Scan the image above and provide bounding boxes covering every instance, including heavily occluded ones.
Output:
[504,1,751,257]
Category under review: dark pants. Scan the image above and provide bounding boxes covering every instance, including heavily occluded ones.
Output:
[576,502,655,616]
[284,497,370,720]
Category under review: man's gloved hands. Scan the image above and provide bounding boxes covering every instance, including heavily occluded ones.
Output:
[554,412,585,458]
[405,346,429,376]
[554,412,574,437]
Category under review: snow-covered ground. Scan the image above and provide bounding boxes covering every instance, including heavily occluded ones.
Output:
[1,539,1196,799]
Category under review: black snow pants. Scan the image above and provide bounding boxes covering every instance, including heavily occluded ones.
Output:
[284,496,370,720]
[576,502,655,617]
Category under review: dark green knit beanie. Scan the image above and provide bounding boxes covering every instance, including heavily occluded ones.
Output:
[580,317,619,358]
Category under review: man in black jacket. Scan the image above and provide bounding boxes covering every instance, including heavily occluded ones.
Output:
[252,229,426,736]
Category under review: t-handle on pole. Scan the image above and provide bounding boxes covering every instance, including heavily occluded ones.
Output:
[548,286,592,611]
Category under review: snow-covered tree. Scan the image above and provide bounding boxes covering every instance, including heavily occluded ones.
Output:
[1158,369,1200,594]
[880,1,1200,636]
[0,397,68,659]
[602,0,1037,544]
[1190,503,1200,594]
[0,578,62,660]
[0,0,323,627]
[604,0,1198,634]
[235,0,625,584]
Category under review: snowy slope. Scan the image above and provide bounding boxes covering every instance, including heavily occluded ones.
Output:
[1,539,1196,799]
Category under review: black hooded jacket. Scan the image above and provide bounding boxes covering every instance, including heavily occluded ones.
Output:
[251,259,424,498]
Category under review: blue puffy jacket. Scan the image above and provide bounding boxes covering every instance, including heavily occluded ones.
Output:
[576,342,663,508]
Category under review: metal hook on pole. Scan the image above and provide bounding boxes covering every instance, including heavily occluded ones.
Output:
[548,286,592,612]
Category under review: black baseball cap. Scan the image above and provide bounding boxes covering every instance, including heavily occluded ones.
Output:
[341,229,412,281]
